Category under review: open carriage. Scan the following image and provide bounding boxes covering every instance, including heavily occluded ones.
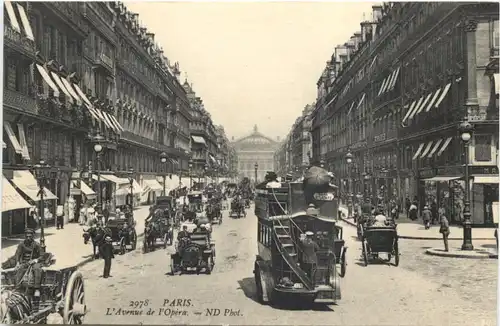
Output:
[230,198,246,218]
[206,200,223,225]
[253,181,344,306]
[1,263,86,324]
[106,218,137,254]
[170,230,215,275]
[143,211,173,253]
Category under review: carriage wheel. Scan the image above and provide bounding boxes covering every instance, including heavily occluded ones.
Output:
[163,233,168,249]
[254,268,265,304]
[393,242,400,267]
[362,241,368,266]
[339,248,347,277]
[63,271,86,324]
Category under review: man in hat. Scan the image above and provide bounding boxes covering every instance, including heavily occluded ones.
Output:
[299,231,320,280]
[100,235,114,278]
[15,228,43,296]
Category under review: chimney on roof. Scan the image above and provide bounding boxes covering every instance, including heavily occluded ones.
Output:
[372,5,383,21]
[360,21,373,43]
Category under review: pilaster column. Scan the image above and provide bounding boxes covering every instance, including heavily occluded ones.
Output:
[464,20,480,118]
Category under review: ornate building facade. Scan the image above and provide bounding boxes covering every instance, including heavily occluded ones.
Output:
[232,126,279,182]
[2,2,232,235]
[296,2,498,225]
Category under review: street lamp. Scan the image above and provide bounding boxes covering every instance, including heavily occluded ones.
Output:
[160,152,168,196]
[345,151,353,217]
[363,172,371,201]
[188,159,193,189]
[93,133,104,213]
[32,159,50,253]
[380,167,390,215]
[128,167,135,212]
[254,162,258,184]
[459,120,474,251]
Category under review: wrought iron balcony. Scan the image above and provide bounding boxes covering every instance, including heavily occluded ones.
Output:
[94,53,114,74]
[3,89,37,114]
[4,25,36,59]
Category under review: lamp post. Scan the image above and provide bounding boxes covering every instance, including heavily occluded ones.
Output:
[128,167,135,211]
[93,134,104,213]
[345,151,353,217]
[188,159,193,189]
[380,168,389,215]
[363,172,371,201]
[459,120,474,250]
[254,162,258,184]
[160,152,168,196]
[33,159,50,253]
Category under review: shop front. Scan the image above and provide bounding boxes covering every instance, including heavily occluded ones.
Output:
[2,174,34,236]
[470,166,499,226]
[10,170,58,227]
[418,165,499,225]
[141,177,163,205]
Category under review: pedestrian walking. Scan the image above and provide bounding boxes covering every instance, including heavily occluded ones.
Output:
[100,236,114,278]
[56,205,64,230]
[405,197,411,219]
[422,205,431,229]
[439,215,450,252]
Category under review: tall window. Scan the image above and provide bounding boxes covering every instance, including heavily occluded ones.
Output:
[493,20,499,49]
[475,135,492,162]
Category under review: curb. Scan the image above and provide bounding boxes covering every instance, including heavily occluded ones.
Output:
[75,231,145,269]
[425,248,498,259]
[339,217,496,241]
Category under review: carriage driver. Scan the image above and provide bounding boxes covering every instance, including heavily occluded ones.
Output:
[15,228,43,297]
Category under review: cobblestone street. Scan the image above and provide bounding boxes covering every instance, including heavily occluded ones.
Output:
[55,210,498,326]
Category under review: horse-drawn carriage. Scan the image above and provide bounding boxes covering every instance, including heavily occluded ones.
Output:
[107,218,138,254]
[361,225,399,266]
[143,209,173,253]
[1,261,87,324]
[229,197,246,218]
[206,199,223,225]
[170,230,215,275]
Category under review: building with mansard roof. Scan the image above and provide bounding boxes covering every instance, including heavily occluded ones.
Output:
[231,125,280,182]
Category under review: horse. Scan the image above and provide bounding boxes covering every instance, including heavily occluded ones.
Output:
[83,226,109,259]
[143,221,159,252]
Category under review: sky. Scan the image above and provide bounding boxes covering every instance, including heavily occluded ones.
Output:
[127,1,376,141]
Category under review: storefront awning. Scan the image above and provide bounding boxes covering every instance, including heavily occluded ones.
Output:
[169,158,179,165]
[50,72,73,103]
[4,122,23,154]
[2,176,32,212]
[388,67,400,90]
[408,96,424,120]
[72,83,92,107]
[494,74,499,95]
[415,92,433,116]
[16,4,34,41]
[36,64,60,97]
[434,83,452,109]
[419,141,434,158]
[17,123,30,161]
[143,179,163,192]
[425,88,441,112]
[209,155,217,164]
[12,170,58,202]
[437,137,453,156]
[92,174,129,185]
[131,179,143,194]
[422,176,461,182]
[402,101,416,125]
[191,135,206,145]
[473,175,499,184]
[4,2,20,33]
[73,180,96,197]
[426,139,443,159]
[412,143,425,160]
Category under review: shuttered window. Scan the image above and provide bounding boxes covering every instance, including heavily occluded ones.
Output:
[475,135,492,162]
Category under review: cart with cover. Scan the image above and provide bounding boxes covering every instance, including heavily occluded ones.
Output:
[1,260,87,324]
[106,218,137,254]
[361,225,399,266]
[170,230,215,275]
[253,180,343,306]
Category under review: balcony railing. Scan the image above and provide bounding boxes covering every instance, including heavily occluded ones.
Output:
[94,53,114,74]
[4,25,36,58]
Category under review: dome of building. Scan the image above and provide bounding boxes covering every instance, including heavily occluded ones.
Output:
[231,125,278,151]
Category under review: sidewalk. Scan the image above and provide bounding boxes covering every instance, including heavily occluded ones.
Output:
[1,205,151,269]
[425,247,498,259]
[338,205,496,240]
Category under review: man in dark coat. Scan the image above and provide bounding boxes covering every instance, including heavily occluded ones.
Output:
[15,229,43,296]
[299,231,320,280]
[100,236,114,278]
